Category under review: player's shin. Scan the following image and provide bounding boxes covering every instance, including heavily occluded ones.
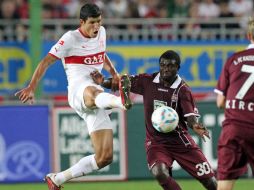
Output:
[199,177,217,190]
[158,176,182,190]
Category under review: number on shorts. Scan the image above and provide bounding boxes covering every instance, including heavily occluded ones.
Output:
[235,65,254,99]
[195,162,211,176]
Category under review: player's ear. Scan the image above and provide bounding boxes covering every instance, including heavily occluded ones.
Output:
[80,19,85,25]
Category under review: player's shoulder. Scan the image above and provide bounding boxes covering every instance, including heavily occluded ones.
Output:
[99,26,106,37]
[136,72,157,80]
[178,79,192,93]
[226,48,254,66]
[61,30,76,40]
[230,48,254,60]
[100,26,106,32]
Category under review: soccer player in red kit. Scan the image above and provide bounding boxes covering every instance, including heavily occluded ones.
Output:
[91,50,217,190]
[214,18,254,190]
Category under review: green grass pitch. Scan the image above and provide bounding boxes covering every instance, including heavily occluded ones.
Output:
[0,179,253,190]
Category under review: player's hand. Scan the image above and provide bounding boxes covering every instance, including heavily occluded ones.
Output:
[192,123,210,142]
[111,73,120,92]
[90,70,104,85]
[14,86,35,105]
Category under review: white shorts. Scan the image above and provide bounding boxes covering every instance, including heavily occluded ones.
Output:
[68,80,112,134]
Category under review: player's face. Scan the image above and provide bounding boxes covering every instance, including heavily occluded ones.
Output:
[159,58,178,81]
[80,16,102,38]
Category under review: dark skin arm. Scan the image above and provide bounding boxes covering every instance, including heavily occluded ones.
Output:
[186,115,210,142]
[90,69,124,90]
[91,70,210,141]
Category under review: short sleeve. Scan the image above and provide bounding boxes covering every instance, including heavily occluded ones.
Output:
[131,74,146,95]
[214,56,232,96]
[49,31,73,59]
[179,85,200,118]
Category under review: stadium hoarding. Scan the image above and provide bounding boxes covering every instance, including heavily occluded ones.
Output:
[0,105,50,182]
[51,107,128,181]
[0,42,247,98]
[0,43,31,94]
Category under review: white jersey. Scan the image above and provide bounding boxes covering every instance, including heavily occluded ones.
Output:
[49,26,106,88]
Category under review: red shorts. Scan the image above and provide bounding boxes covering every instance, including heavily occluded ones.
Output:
[146,136,214,180]
[217,124,254,180]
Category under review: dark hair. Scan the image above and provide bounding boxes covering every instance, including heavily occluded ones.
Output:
[159,50,181,68]
[80,3,101,20]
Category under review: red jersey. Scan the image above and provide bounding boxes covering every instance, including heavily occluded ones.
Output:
[131,73,200,146]
[215,44,254,128]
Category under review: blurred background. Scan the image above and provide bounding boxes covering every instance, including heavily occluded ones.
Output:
[0,0,253,188]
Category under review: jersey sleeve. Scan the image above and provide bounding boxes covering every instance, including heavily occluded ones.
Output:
[179,85,200,118]
[130,74,146,95]
[214,56,232,96]
[49,31,73,59]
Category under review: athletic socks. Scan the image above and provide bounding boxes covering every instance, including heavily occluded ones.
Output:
[53,154,99,186]
[94,92,125,109]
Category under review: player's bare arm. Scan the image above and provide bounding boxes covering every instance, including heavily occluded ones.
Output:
[90,70,132,90]
[216,94,226,109]
[187,115,210,142]
[15,54,57,104]
[103,54,120,91]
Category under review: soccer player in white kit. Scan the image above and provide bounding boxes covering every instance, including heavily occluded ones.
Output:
[15,3,132,190]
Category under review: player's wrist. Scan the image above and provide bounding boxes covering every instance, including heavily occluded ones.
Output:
[28,83,36,92]
[109,68,119,78]
[102,78,112,89]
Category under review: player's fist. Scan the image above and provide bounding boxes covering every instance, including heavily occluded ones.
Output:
[90,70,104,85]
[192,123,210,142]
[15,86,35,105]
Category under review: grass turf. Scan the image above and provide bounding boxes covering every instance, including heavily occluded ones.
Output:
[0,179,253,190]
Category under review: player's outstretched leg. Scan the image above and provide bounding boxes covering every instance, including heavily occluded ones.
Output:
[119,74,132,110]
[44,173,63,190]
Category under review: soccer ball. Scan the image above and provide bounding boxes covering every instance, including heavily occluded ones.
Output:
[151,106,179,133]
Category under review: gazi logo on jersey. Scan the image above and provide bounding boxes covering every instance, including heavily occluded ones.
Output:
[84,52,105,65]
[0,47,31,93]
[65,52,105,65]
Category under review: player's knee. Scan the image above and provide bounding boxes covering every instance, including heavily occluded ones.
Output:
[151,163,169,181]
[96,151,113,168]
[84,86,102,108]
[199,176,217,190]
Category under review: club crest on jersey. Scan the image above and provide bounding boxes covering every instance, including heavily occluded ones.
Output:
[84,52,104,65]
[58,40,64,45]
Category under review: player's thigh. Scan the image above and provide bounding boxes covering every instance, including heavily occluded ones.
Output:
[175,148,214,179]
[68,81,104,111]
[84,85,103,107]
[217,125,248,180]
[84,108,113,134]
[240,127,254,171]
[90,129,113,156]
[146,144,174,171]
[217,180,235,190]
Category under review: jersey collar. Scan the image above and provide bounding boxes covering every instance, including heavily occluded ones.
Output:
[153,73,182,89]
[247,44,254,49]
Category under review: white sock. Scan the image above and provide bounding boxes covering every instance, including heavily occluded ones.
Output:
[95,92,124,109]
[54,154,99,185]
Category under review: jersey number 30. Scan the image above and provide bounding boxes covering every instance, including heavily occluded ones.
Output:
[196,162,211,176]
[236,65,254,99]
